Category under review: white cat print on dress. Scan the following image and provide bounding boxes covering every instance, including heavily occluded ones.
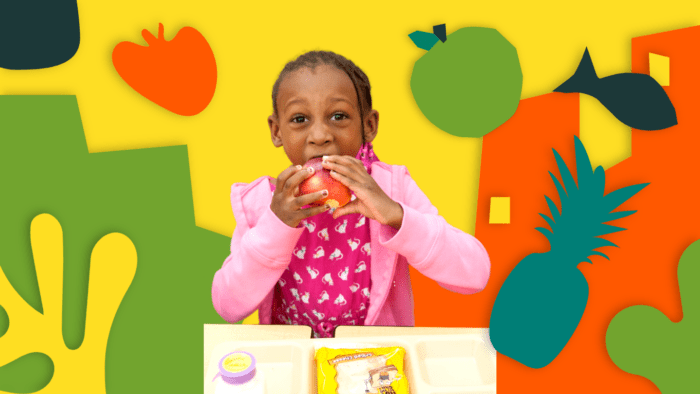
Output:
[361,242,371,256]
[306,266,319,279]
[322,272,334,286]
[278,278,286,287]
[293,246,306,259]
[347,238,360,251]
[329,248,343,261]
[335,219,348,234]
[317,228,329,241]
[312,309,325,320]
[338,266,349,281]
[362,288,370,298]
[355,216,366,228]
[290,288,300,301]
[313,246,325,259]
[349,283,360,292]
[301,292,310,304]
[318,291,330,303]
[355,261,367,273]
[293,271,303,284]
[301,220,316,233]
[343,310,353,319]
[334,294,347,306]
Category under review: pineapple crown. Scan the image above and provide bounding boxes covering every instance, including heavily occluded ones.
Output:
[536,136,649,263]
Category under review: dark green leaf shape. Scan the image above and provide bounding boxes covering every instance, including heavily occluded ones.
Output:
[0,1,80,70]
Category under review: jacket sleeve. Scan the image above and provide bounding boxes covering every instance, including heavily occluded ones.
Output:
[377,168,491,294]
[211,183,304,323]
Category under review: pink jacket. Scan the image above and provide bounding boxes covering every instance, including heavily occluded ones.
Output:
[212,162,491,326]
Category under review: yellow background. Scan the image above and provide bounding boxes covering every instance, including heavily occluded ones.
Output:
[0,1,696,391]
[2,0,695,240]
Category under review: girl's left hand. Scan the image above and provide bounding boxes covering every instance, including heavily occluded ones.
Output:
[323,155,404,229]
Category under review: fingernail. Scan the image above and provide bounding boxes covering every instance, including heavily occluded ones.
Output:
[322,155,329,162]
[324,204,330,210]
[296,165,302,170]
[307,167,314,174]
[322,189,328,197]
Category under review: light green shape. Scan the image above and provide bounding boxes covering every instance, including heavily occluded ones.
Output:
[410,26,522,138]
[0,96,235,393]
[606,239,700,393]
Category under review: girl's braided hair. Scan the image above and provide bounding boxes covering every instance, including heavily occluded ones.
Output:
[271,51,372,123]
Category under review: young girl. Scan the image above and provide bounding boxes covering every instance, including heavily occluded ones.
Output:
[212,51,490,338]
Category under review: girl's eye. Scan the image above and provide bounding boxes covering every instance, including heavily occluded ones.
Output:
[291,115,306,123]
[332,113,348,121]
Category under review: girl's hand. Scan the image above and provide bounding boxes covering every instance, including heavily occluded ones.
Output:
[323,155,404,229]
[270,165,330,228]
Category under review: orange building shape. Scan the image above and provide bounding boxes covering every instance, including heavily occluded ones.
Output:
[409,25,700,393]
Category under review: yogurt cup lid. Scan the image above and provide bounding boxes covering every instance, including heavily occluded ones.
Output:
[217,351,256,385]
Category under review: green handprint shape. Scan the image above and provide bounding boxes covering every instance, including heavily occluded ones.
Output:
[606,239,700,393]
[0,96,231,393]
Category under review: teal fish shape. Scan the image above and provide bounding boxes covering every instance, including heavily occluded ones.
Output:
[554,48,677,131]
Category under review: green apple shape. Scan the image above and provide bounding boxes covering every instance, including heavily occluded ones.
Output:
[409,24,523,138]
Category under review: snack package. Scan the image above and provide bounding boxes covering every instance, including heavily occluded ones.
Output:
[315,347,409,394]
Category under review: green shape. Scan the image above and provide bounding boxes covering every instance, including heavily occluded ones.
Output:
[0,305,7,338]
[410,26,522,138]
[606,239,700,394]
[0,96,235,393]
[490,136,648,368]
[0,353,53,393]
[409,30,439,50]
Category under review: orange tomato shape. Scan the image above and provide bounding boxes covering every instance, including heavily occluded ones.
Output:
[298,158,352,209]
[112,23,217,116]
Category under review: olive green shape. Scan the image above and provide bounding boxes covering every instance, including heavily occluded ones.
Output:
[0,353,53,393]
[0,96,234,393]
[606,239,700,394]
[410,27,522,138]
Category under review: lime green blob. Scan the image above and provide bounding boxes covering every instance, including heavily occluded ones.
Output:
[606,239,700,394]
[0,353,53,393]
[410,27,522,138]
[0,96,234,393]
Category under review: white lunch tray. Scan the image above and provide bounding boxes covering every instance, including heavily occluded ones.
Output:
[205,333,497,394]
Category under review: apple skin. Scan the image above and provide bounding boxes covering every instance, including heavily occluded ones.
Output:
[298,157,352,209]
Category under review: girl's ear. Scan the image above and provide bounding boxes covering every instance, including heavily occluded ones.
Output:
[269,114,283,147]
[363,109,379,143]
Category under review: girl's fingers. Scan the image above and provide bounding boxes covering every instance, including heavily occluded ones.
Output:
[332,200,360,219]
[298,203,330,219]
[276,165,302,191]
[285,165,314,193]
[294,189,328,208]
[328,168,358,189]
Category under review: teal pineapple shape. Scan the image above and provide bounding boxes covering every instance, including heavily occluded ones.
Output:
[489,135,649,368]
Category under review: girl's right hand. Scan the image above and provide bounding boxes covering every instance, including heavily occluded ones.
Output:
[270,165,330,228]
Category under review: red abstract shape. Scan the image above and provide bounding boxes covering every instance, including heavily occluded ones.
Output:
[112,23,217,116]
[411,25,700,393]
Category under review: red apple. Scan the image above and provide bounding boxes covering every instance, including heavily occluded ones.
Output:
[298,157,352,209]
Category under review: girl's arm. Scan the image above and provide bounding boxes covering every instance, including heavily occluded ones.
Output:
[211,186,304,323]
[378,168,491,294]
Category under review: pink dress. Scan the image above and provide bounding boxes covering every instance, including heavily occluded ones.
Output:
[269,143,379,338]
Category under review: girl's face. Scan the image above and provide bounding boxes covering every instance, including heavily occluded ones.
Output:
[269,65,378,166]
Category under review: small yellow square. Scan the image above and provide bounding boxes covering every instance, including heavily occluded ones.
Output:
[489,197,510,224]
[649,53,670,86]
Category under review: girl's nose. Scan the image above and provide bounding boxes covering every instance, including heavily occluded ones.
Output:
[308,123,332,145]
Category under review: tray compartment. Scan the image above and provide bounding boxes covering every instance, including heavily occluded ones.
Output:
[416,337,496,388]
[207,342,307,394]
